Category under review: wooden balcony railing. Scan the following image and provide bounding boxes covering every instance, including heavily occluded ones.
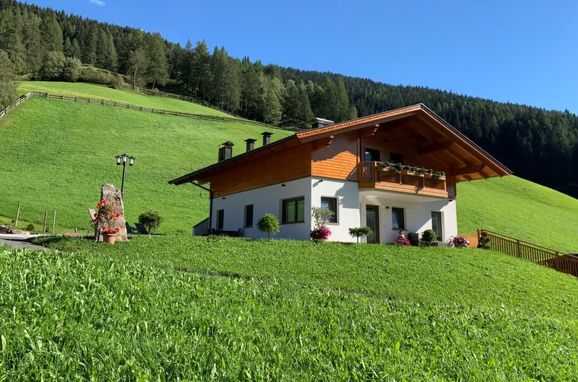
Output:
[357,161,448,197]
[478,229,578,278]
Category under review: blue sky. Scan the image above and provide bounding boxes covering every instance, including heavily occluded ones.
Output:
[24,0,578,113]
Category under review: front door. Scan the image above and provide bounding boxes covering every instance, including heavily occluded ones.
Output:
[366,205,380,243]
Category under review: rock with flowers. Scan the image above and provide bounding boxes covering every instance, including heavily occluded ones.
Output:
[94,184,127,242]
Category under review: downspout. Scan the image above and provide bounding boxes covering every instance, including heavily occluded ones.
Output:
[190,181,214,234]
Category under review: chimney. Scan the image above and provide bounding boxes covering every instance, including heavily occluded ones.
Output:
[218,141,234,162]
[261,132,273,146]
[312,117,334,129]
[245,138,257,152]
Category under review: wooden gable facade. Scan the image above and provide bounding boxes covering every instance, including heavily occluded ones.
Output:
[169,104,511,198]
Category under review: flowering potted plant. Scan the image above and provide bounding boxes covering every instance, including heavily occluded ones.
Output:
[310,207,333,242]
[448,236,470,248]
[395,229,411,245]
[93,199,122,244]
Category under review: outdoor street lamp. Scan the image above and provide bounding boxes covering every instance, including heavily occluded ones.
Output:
[115,153,135,195]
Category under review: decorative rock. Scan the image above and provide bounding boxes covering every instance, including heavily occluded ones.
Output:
[96,184,128,242]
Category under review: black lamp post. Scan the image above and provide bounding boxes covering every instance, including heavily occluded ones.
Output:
[115,153,135,195]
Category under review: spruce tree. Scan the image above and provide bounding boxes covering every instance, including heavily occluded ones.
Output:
[145,34,168,88]
[0,49,16,109]
[41,14,63,52]
[261,76,283,125]
[209,47,240,112]
[240,60,264,120]
[190,40,212,99]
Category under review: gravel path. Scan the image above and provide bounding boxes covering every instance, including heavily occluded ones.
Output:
[0,234,50,251]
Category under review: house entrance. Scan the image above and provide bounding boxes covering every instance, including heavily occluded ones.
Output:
[366,205,380,243]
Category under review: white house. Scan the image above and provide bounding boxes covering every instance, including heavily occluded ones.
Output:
[169,104,511,243]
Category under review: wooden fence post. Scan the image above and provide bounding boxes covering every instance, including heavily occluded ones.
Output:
[51,209,57,234]
[14,202,21,228]
[43,211,48,233]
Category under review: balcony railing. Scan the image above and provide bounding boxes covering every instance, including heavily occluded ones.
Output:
[358,161,448,197]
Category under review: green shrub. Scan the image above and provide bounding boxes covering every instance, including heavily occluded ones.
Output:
[138,211,163,234]
[25,223,35,232]
[41,51,65,80]
[257,213,280,240]
[63,57,82,82]
[349,227,372,243]
[421,229,437,245]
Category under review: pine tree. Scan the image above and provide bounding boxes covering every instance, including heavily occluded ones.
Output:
[0,9,26,73]
[261,76,283,125]
[41,14,63,52]
[190,40,212,99]
[145,33,168,88]
[0,49,16,109]
[282,80,313,128]
[240,59,264,120]
[21,11,43,73]
[128,48,147,88]
[209,47,240,112]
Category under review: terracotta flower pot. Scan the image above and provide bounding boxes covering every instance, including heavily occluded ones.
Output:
[103,232,116,245]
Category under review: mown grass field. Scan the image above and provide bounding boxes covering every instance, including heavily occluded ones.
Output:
[0,97,291,233]
[2,237,577,380]
[17,81,231,117]
[2,81,578,252]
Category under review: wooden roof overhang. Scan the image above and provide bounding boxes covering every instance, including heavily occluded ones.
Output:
[168,104,511,186]
[168,135,301,185]
[296,103,512,182]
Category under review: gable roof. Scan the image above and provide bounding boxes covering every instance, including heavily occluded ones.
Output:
[169,104,511,185]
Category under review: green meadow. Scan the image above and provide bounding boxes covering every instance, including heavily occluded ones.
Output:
[1,237,576,380]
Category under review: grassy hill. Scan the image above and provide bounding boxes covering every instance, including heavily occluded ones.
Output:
[2,237,577,380]
[2,81,578,252]
[17,81,232,117]
[459,176,578,252]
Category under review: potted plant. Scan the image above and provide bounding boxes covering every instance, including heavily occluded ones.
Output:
[310,207,333,242]
[94,198,122,244]
[395,229,411,245]
[420,229,437,246]
[349,227,372,243]
[257,213,280,240]
[448,236,470,248]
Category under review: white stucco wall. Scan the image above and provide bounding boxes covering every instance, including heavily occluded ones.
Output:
[360,192,457,243]
[210,178,312,240]
[209,176,458,244]
[310,177,361,242]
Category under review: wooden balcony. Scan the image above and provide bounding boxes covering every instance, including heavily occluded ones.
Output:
[357,161,449,198]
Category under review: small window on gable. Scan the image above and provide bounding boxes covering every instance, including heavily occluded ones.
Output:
[320,197,338,223]
[364,148,380,162]
[217,209,224,230]
[244,204,254,228]
[282,197,305,224]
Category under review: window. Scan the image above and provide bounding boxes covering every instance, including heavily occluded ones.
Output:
[391,207,405,230]
[431,211,443,241]
[320,197,338,223]
[216,209,224,230]
[364,148,380,162]
[282,197,305,224]
[244,204,254,228]
[390,153,404,164]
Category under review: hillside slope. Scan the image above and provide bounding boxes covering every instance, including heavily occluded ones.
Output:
[17,81,232,117]
[0,96,291,233]
[458,176,578,252]
[1,82,578,252]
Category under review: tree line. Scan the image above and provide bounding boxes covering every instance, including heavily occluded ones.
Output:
[1,0,578,197]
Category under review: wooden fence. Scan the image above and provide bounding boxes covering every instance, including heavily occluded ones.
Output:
[0,93,33,120]
[478,229,578,277]
[29,91,279,127]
